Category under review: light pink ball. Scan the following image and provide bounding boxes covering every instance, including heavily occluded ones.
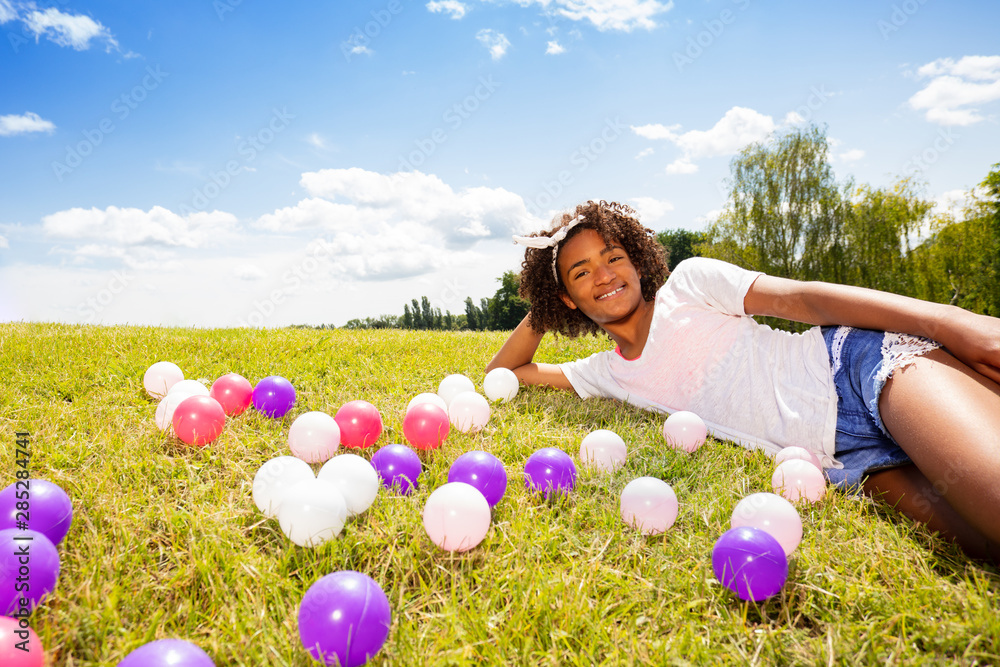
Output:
[662,411,707,453]
[579,429,627,472]
[730,492,802,556]
[143,361,184,398]
[772,459,827,503]
[288,411,341,463]
[406,392,448,415]
[775,446,822,471]
[620,477,678,535]
[448,391,491,433]
[422,482,491,552]
[154,390,197,431]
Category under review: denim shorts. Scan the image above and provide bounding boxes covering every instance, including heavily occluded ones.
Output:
[821,326,940,491]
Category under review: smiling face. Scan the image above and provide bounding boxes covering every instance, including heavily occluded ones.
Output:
[556,228,645,327]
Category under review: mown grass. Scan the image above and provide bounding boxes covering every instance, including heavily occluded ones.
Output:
[0,322,997,666]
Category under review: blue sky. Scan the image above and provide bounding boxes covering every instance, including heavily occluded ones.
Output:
[1,0,998,327]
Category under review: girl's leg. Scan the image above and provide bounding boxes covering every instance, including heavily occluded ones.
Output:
[863,466,999,562]
[874,348,1000,556]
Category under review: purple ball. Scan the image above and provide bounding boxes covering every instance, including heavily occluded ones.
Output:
[371,444,422,495]
[712,526,788,602]
[299,570,392,667]
[252,375,296,418]
[448,451,507,507]
[0,528,60,615]
[524,447,577,499]
[0,479,73,546]
[117,639,214,666]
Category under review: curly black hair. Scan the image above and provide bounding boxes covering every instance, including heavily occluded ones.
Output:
[518,200,669,337]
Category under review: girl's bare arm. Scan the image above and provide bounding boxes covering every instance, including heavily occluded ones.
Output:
[485,314,573,390]
[745,274,1000,384]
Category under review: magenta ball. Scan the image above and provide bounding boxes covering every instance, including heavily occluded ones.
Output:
[0,479,73,546]
[712,526,788,602]
[371,444,422,495]
[0,528,60,615]
[117,639,214,666]
[334,400,383,449]
[252,376,296,418]
[298,571,392,667]
[524,448,577,499]
[403,402,450,450]
[209,373,253,416]
[448,451,508,507]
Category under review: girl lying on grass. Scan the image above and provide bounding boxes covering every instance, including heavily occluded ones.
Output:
[486,200,1000,563]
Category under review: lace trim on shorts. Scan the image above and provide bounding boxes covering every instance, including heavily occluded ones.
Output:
[830,326,853,374]
[874,333,942,387]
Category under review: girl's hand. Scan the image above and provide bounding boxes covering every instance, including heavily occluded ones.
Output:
[932,309,1000,385]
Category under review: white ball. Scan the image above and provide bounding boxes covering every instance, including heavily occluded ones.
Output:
[277,477,348,547]
[437,374,476,408]
[731,492,803,556]
[579,429,627,472]
[288,411,341,463]
[620,477,678,535]
[167,379,210,398]
[662,411,707,453]
[774,446,823,471]
[422,482,491,552]
[448,391,491,433]
[252,456,315,519]
[154,389,197,431]
[772,459,827,503]
[482,368,519,403]
[143,361,184,399]
[318,453,380,517]
[406,392,448,415]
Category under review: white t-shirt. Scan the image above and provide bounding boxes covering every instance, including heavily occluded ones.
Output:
[559,257,840,469]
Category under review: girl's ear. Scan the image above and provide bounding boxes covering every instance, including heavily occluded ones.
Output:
[559,291,578,310]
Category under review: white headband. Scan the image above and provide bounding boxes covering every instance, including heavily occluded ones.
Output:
[512,215,585,282]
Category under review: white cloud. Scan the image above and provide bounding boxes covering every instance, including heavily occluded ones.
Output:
[909,55,1000,126]
[930,189,970,219]
[783,111,806,125]
[0,0,17,23]
[42,206,240,249]
[23,5,118,52]
[349,44,373,57]
[634,147,654,159]
[426,0,468,19]
[838,148,865,162]
[546,40,565,54]
[476,28,510,60]
[629,196,674,223]
[633,107,775,175]
[235,264,267,280]
[0,234,8,249]
[0,111,55,137]
[512,0,673,32]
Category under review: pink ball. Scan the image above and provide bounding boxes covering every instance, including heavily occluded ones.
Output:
[143,361,184,399]
[620,477,678,535]
[772,459,827,503]
[210,373,253,416]
[403,402,450,451]
[422,482,491,552]
[334,400,383,449]
[662,411,707,453]
[579,429,627,472]
[731,492,802,556]
[0,615,43,667]
[288,411,341,463]
[171,395,226,446]
[774,446,822,471]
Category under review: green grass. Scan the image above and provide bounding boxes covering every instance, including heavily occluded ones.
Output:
[1,322,997,666]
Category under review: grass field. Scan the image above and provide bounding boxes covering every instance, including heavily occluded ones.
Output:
[1,322,998,666]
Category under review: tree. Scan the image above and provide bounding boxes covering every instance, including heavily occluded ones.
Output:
[465,296,481,330]
[486,271,530,330]
[656,229,707,271]
[402,303,413,329]
[421,296,433,330]
[979,162,1000,316]
[704,124,848,282]
[410,298,423,329]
